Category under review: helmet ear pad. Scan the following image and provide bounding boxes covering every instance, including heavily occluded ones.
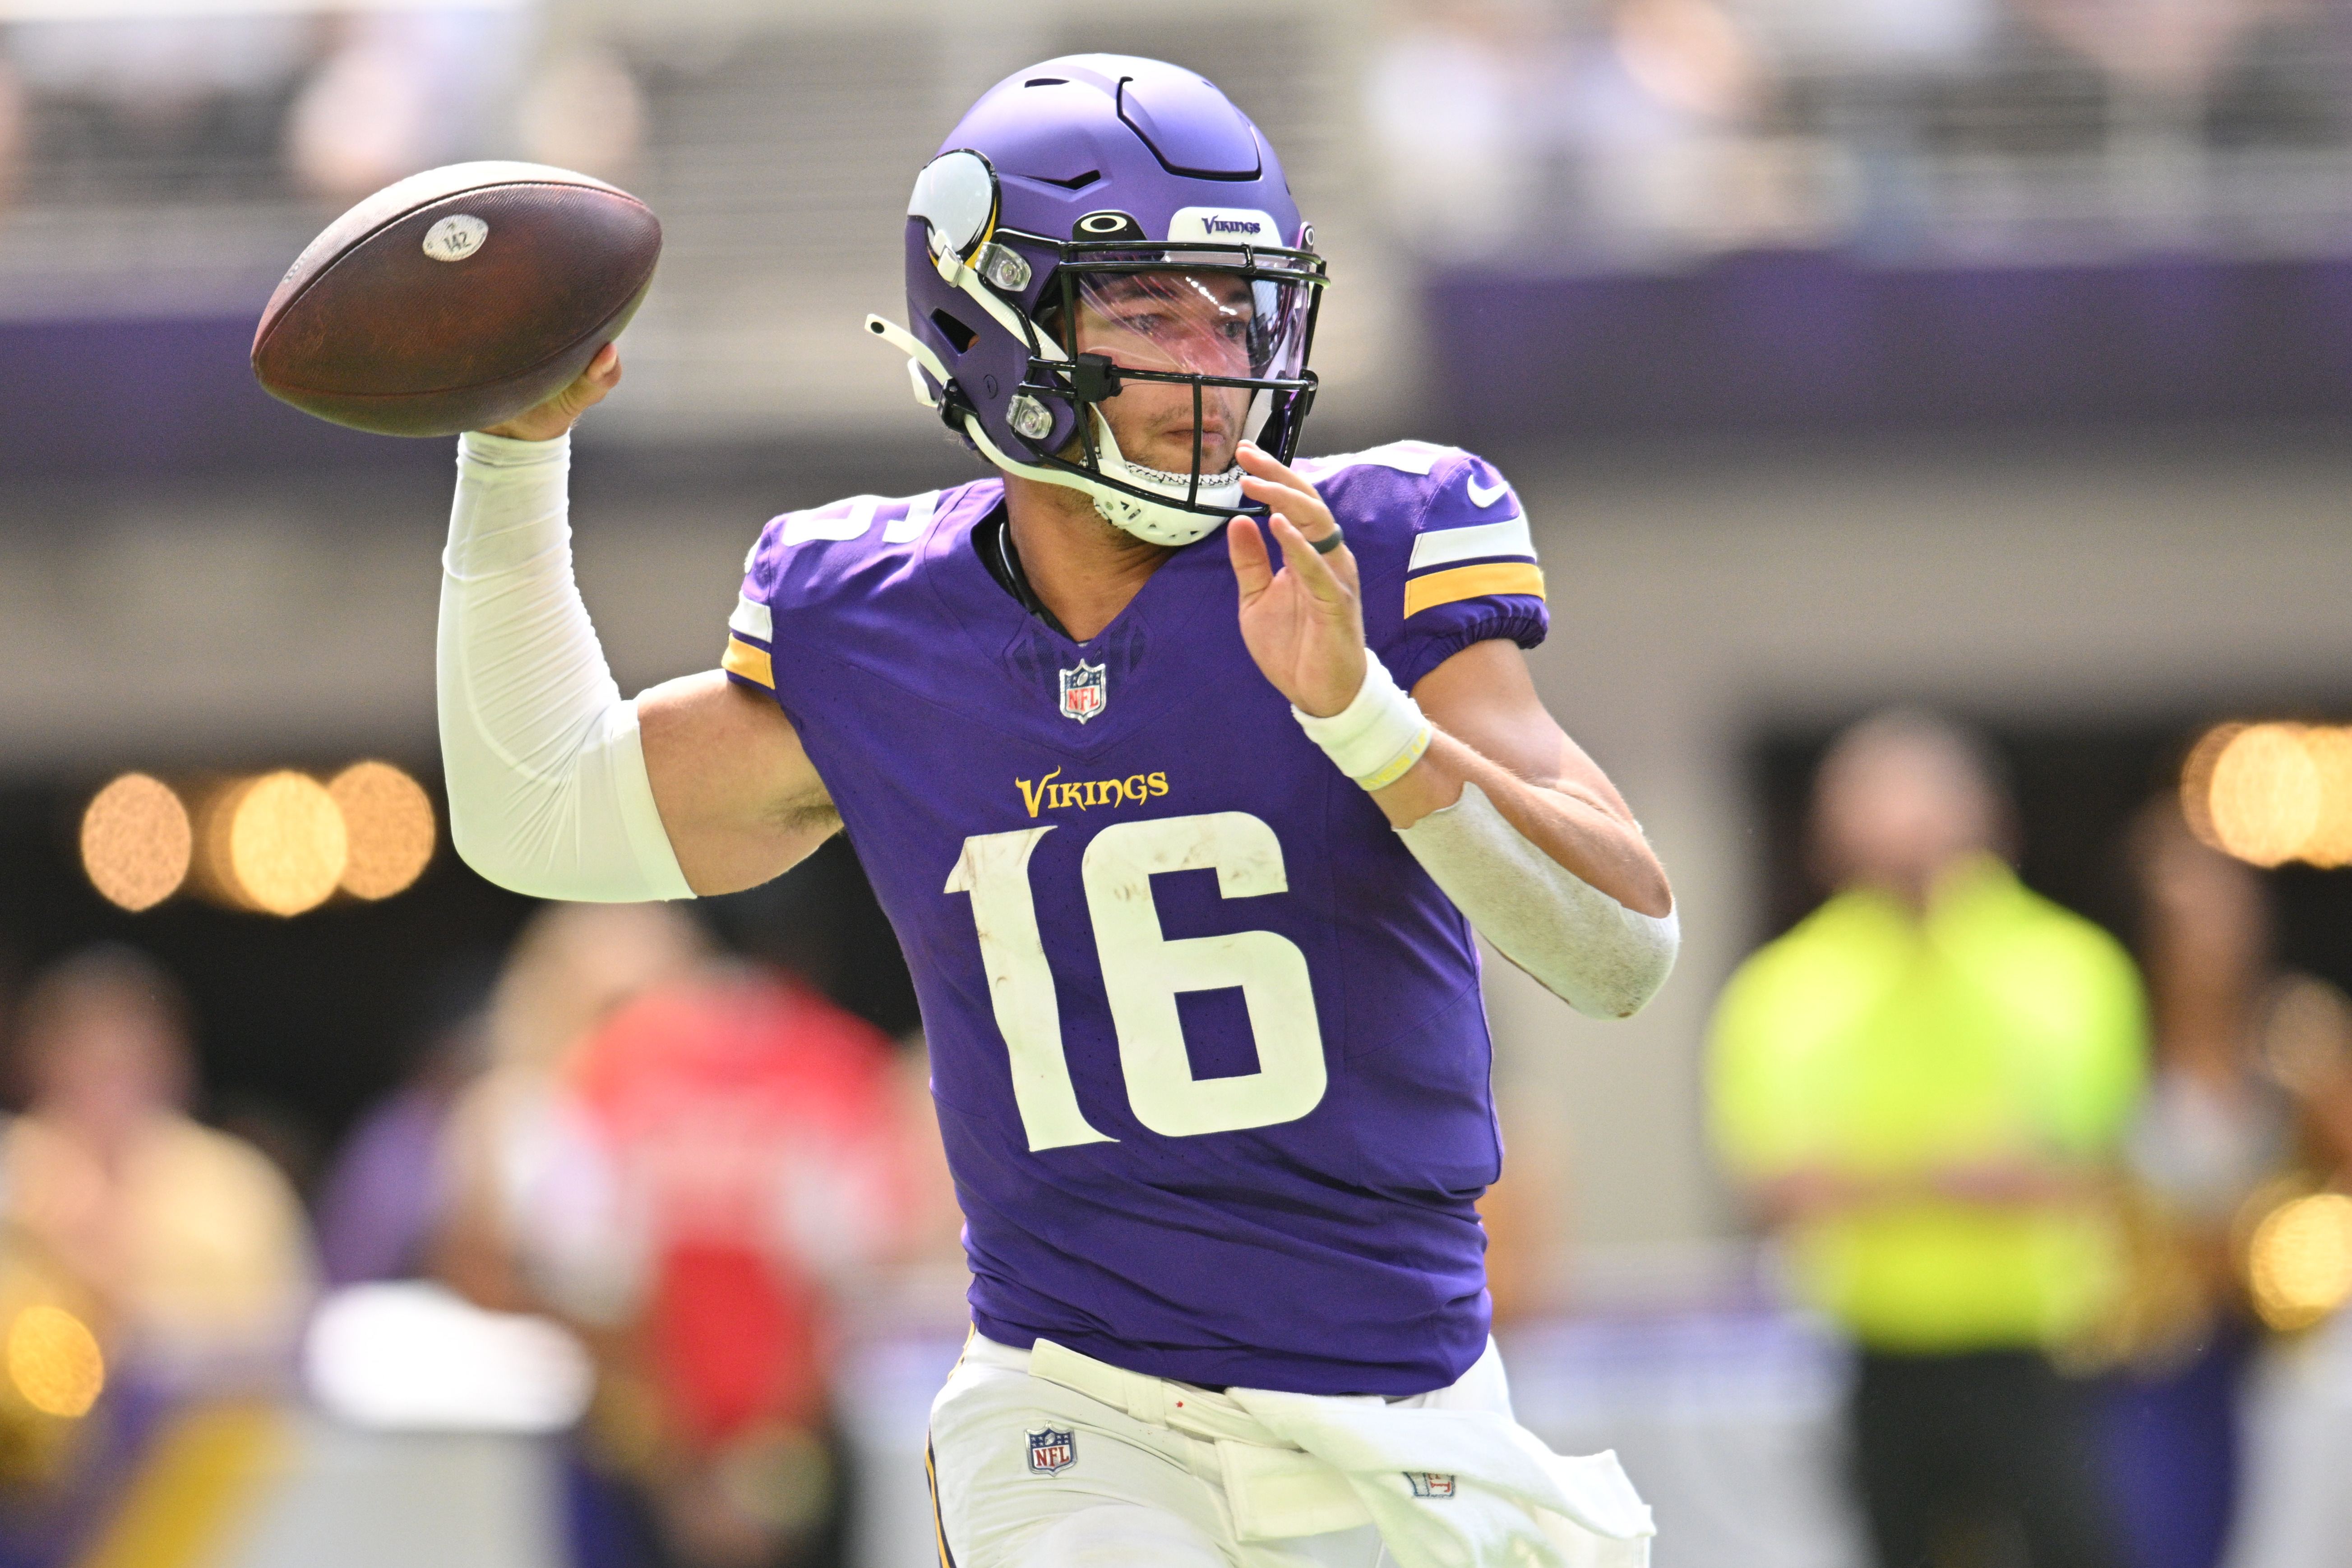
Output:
[902,223,1082,460]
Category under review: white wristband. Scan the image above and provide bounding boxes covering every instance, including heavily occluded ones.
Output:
[1291,654,1433,791]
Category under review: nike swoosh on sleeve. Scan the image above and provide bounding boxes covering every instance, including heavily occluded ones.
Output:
[1465,474,1510,508]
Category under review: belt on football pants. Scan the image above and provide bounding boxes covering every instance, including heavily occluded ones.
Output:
[1029,1337,1328,1447]
[1017,1337,1380,1540]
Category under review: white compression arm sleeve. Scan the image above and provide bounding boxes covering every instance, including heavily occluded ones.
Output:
[1292,655,1677,1021]
[437,431,693,902]
[1399,781,1677,1020]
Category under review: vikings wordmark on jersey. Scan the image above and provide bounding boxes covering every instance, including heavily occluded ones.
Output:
[721,443,1545,1396]
[1014,770,1170,818]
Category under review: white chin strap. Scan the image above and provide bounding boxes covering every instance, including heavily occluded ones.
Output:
[864,310,1244,549]
[967,411,1239,548]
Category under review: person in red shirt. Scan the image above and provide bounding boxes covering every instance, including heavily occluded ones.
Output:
[551,964,926,1568]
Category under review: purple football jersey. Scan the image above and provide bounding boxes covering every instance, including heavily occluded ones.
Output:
[721,441,1547,1395]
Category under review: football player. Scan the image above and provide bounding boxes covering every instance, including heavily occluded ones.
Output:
[438,55,1675,1568]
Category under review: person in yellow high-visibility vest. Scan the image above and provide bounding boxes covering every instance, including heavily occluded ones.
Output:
[1709,710,2145,1568]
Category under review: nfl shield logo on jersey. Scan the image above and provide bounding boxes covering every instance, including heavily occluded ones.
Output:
[1026,1427,1077,1475]
[1405,1472,1456,1499]
[1058,660,1107,724]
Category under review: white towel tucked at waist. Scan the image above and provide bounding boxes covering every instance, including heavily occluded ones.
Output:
[992,1335,1654,1568]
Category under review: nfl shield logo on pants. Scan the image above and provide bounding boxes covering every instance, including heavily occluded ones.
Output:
[1058,660,1106,724]
[1027,1427,1077,1475]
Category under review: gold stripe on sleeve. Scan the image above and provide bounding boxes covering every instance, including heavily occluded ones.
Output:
[722,636,775,689]
[1403,561,1546,619]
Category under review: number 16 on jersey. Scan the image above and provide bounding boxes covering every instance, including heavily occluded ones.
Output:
[945,811,1328,1150]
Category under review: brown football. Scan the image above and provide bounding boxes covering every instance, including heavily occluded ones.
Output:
[253,161,661,437]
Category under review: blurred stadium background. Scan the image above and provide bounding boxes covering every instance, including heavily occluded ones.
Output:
[2,0,2352,1565]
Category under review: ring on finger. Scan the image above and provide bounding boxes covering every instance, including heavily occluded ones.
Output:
[1311,524,1345,555]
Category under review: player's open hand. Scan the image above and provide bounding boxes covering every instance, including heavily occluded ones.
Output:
[481,342,623,442]
[1226,443,1367,718]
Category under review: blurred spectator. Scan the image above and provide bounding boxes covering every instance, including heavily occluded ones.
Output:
[515,42,648,182]
[432,899,944,1568]
[434,902,706,1317]
[2019,0,2270,100]
[543,969,917,1568]
[283,6,538,202]
[431,903,703,1566]
[1559,0,1775,261]
[0,1,646,216]
[4,945,310,1386]
[2013,0,2266,240]
[4,15,315,199]
[1358,0,2352,270]
[1708,710,2145,1568]
[1364,0,1550,261]
[2096,798,2352,1568]
[1738,0,1997,254]
[1368,0,1786,264]
[311,957,495,1288]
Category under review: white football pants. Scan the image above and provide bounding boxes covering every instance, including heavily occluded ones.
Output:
[924,1334,1517,1568]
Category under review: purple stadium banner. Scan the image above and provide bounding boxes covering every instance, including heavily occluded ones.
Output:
[1425,252,2352,440]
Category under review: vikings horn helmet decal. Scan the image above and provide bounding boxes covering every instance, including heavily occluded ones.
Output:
[864,55,1326,548]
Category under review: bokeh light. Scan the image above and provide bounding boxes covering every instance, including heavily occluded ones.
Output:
[329,762,436,900]
[187,776,252,911]
[2206,724,2324,867]
[79,774,192,912]
[2189,722,2352,869]
[2178,723,2242,851]
[227,771,349,917]
[2247,1192,2352,1333]
[7,1306,104,1420]
[2297,728,2352,869]
[109,762,434,915]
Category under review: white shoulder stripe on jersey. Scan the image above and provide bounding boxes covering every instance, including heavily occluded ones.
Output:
[883,489,939,544]
[779,491,944,548]
[729,593,773,641]
[782,495,880,545]
[1299,439,1456,479]
[1408,513,1534,572]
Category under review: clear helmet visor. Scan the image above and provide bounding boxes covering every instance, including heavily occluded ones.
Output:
[1053,263,1316,488]
[1066,267,1313,382]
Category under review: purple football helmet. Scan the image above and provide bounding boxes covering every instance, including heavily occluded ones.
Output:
[864,55,1326,547]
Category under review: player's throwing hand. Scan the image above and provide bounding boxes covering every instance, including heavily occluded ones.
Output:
[481,342,624,442]
[1227,441,1368,719]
